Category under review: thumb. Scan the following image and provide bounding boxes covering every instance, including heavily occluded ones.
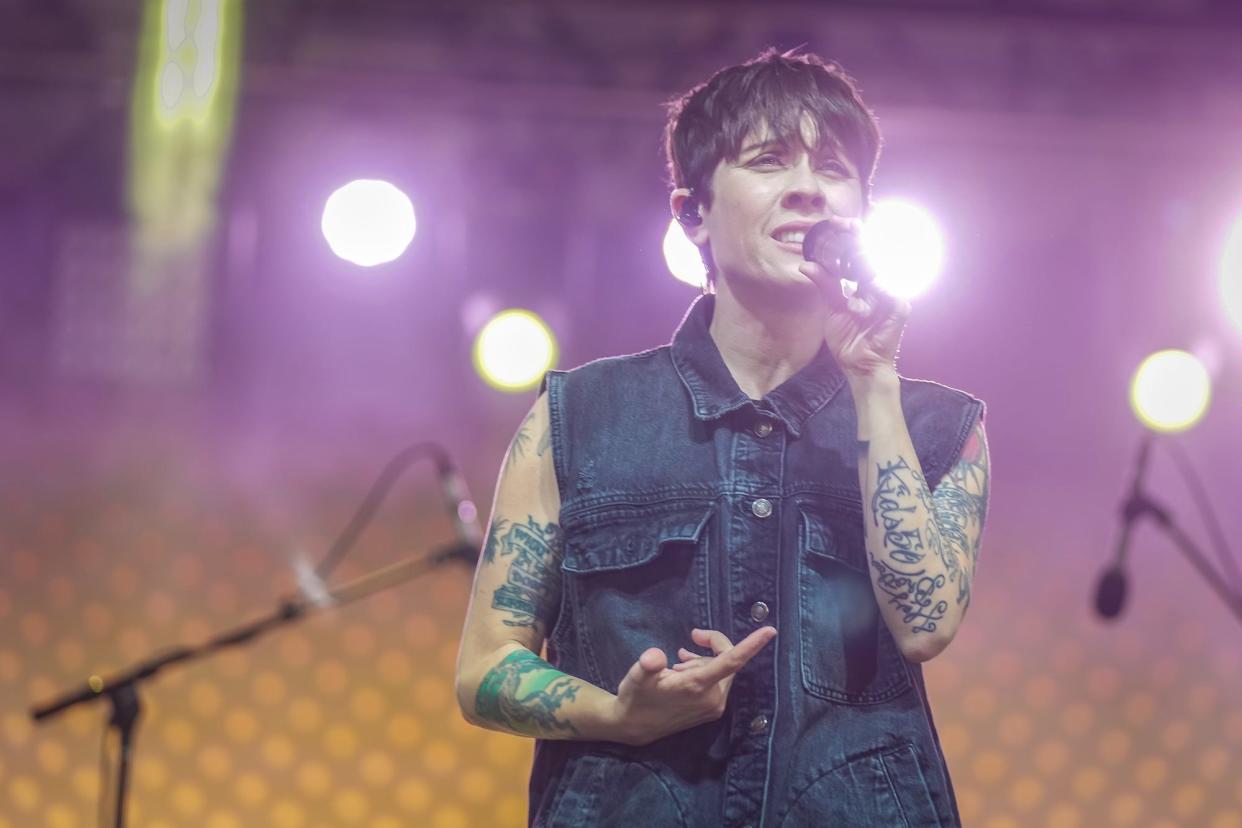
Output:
[638,647,668,673]
[620,647,667,694]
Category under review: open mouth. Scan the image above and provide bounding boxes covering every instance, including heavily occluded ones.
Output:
[770,225,813,254]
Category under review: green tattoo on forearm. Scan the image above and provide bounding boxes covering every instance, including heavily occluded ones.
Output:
[475,650,580,737]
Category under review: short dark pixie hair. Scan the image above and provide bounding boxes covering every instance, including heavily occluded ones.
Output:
[664,49,882,205]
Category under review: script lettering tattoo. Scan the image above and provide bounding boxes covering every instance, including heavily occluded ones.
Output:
[872,458,928,564]
[475,649,579,736]
[866,422,990,634]
[870,457,949,633]
[489,517,563,633]
[870,559,948,634]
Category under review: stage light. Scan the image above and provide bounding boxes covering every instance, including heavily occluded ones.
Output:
[1129,349,1211,433]
[473,310,558,392]
[321,180,416,267]
[663,219,707,289]
[1219,212,1242,333]
[860,199,944,299]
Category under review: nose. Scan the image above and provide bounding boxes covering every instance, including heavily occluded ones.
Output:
[780,157,827,212]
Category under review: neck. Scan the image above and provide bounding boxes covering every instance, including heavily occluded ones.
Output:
[707,279,827,400]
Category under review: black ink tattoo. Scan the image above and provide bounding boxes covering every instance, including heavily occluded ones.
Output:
[475,649,579,736]
[870,458,950,633]
[489,517,563,633]
[869,558,949,633]
[507,411,536,461]
[865,419,989,631]
[481,518,510,565]
[872,459,928,565]
[536,423,551,457]
[929,421,990,608]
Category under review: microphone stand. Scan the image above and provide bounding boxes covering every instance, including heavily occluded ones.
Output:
[29,540,476,828]
[1118,438,1242,629]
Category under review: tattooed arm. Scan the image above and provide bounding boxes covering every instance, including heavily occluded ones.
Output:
[454,392,619,739]
[456,393,775,743]
[852,374,990,663]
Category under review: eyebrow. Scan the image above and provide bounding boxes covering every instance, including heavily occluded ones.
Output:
[740,134,847,157]
[740,138,783,155]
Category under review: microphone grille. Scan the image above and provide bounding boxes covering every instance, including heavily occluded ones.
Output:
[1094,566,1127,620]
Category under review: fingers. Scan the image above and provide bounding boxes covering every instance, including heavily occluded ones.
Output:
[798,262,849,312]
[690,627,733,656]
[691,626,777,685]
[672,646,707,672]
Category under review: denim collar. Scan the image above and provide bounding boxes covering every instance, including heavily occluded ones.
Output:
[670,295,846,438]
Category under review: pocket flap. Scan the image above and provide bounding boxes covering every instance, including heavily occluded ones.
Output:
[800,505,866,575]
[562,501,714,574]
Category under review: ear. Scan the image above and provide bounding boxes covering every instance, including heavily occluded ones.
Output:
[669,188,709,245]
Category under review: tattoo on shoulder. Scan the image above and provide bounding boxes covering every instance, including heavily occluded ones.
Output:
[487,517,563,633]
[507,410,537,462]
[475,649,579,737]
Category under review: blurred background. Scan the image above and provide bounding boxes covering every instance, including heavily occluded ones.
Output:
[2,1,1242,826]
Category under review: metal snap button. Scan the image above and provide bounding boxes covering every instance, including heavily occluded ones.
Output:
[749,601,770,623]
[754,420,773,437]
[751,498,773,518]
[749,713,769,735]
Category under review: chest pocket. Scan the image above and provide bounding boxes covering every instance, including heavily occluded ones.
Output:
[558,500,716,694]
[798,500,913,704]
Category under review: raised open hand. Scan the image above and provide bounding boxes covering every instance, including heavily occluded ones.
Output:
[609,626,777,746]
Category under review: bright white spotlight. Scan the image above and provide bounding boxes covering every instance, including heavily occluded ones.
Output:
[1129,349,1212,433]
[1219,212,1242,333]
[663,219,707,289]
[321,179,416,267]
[860,199,945,299]
[473,310,558,392]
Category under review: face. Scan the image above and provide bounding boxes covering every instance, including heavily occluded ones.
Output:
[677,115,864,299]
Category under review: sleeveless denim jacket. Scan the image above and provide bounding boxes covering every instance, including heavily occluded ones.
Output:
[531,295,984,827]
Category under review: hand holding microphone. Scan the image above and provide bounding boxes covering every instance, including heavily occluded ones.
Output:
[798,216,909,379]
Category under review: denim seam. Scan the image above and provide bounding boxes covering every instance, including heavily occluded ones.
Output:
[543,370,571,504]
[772,742,918,827]
[876,748,912,828]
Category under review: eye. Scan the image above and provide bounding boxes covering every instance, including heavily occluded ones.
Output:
[817,159,850,175]
[749,153,784,168]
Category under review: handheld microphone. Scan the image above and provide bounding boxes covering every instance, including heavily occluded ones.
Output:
[1094,434,1155,620]
[802,220,876,293]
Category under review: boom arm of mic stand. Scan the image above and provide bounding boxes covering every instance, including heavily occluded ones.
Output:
[29,542,471,828]
[1134,491,1242,629]
[31,545,464,722]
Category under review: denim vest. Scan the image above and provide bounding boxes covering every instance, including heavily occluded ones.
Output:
[531,295,984,827]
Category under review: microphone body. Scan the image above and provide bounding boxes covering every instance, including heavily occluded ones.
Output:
[802,220,875,292]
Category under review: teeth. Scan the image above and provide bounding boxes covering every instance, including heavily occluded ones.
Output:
[774,230,806,244]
